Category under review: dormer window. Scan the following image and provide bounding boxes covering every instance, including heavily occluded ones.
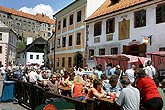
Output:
[111,0,119,4]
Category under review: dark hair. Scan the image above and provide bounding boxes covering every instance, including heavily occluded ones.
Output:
[147,60,152,66]
[120,78,131,87]
[154,78,159,87]
[101,74,107,80]
[83,74,88,79]
[139,64,144,68]
[109,75,118,83]
[93,79,102,88]
[136,69,146,78]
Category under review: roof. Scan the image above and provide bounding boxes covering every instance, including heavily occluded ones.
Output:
[0,6,55,24]
[25,37,47,52]
[86,0,149,21]
[147,52,165,57]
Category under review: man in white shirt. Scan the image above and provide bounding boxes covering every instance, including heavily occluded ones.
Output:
[125,65,135,85]
[28,69,38,84]
[115,78,140,110]
[144,60,156,79]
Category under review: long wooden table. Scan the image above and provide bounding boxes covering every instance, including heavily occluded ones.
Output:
[58,86,71,97]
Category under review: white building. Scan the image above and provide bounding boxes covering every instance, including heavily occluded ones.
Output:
[18,37,46,66]
[85,0,165,68]
[0,6,55,40]
[0,21,17,67]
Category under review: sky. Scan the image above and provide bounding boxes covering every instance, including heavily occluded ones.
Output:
[0,0,75,18]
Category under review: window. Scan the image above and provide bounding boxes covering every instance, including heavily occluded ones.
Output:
[76,33,81,45]
[63,18,66,28]
[94,22,102,36]
[106,18,115,34]
[69,14,73,25]
[57,38,60,48]
[69,35,72,46]
[57,58,59,67]
[30,55,33,59]
[0,33,2,40]
[68,57,72,68]
[111,0,119,4]
[62,37,66,47]
[58,21,61,30]
[89,49,94,60]
[159,47,165,51]
[77,10,81,22]
[134,10,146,28]
[156,3,165,24]
[16,22,21,26]
[62,57,65,67]
[0,46,2,53]
[111,47,118,55]
[99,48,105,55]
[36,55,39,59]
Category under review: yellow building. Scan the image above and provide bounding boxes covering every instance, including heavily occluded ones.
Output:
[53,0,106,70]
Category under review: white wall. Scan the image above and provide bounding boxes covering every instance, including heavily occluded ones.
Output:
[87,1,165,68]
[26,52,44,66]
[0,35,8,67]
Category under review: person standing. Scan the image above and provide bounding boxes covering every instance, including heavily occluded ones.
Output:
[105,63,112,77]
[0,65,6,79]
[125,65,136,85]
[144,60,156,79]
[136,69,163,110]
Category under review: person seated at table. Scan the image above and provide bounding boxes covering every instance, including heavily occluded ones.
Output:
[106,75,122,97]
[86,79,105,99]
[48,74,61,93]
[71,75,85,101]
[101,74,110,91]
[114,78,140,110]
[63,72,75,87]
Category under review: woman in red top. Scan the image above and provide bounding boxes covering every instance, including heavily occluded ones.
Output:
[136,69,163,110]
[86,79,105,99]
[71,75,85,101]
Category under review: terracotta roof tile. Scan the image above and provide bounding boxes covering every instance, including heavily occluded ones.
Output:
[0,6,55,24]
[86,0,148,21]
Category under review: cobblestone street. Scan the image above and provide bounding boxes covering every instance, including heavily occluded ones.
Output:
[0,80,27,110]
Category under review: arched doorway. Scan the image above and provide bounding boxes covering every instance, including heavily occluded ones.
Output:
[74,52,83,69]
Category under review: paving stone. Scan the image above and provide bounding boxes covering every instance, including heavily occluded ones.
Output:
[0,81,27,110]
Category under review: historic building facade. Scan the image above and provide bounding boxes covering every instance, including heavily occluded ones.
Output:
[85,0,165,67]
[52,0,106,70]
[0,6,55,41]
[0,21,17,67]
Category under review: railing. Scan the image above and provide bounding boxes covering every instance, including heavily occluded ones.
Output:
[10,78,95,110]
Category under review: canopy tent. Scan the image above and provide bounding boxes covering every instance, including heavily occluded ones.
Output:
[146,52,165,70]
[94,54,149,71]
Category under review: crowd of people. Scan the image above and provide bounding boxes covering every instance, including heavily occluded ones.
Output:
[0,60,165,110]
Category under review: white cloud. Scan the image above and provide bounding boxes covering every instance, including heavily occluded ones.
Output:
[18,4,54,18]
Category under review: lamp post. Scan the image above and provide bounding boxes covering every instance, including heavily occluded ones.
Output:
[53,16,57,72]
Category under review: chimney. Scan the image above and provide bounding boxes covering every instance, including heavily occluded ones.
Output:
[26,37,33,45]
